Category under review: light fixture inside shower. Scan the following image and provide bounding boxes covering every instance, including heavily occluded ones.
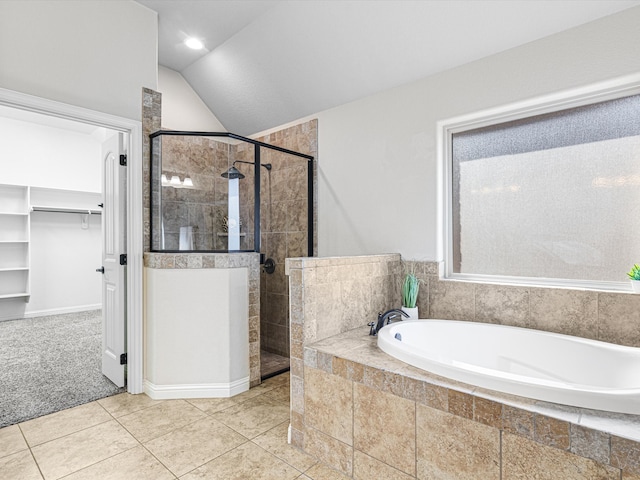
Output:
[161,174,195,189]
[221,160,272,179]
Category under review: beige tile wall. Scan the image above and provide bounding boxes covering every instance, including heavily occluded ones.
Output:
[257,120,318,358]
[154,136,250,251]
[142,88,162,252]
[286,254,402,451]
[300,351,640,479]
[404,260,640,347]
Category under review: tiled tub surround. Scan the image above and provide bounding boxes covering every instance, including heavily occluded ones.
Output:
[144,253,261,388]
[287,255,640,479]
[303,327,640,479]
[401,260,640,349]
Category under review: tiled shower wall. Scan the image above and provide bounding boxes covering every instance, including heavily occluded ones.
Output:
[142,88,161,252]
[154,136,255,251]
[143,91,257,253]
[257,120,318,358]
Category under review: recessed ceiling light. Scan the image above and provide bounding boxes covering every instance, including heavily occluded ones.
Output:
[185,37,204,50]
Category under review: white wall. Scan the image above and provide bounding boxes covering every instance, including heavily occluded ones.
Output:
[0,117,101,192]
[312,6,640,259]
[145,267,249,398]
[158,66,227,131]
[29,213,102,315]
[0,0,157,121]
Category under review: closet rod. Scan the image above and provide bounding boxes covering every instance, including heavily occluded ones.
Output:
[31,206,102,215]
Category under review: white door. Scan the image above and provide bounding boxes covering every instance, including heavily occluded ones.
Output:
[100,132,126,387]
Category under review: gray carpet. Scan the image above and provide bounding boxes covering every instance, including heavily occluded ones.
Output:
[0,310,124,428]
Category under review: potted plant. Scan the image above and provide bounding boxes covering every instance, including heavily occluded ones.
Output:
[401,270,421,319]
[628,264,640,293]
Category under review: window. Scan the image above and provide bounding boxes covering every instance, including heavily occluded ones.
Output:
[440,76,640,291]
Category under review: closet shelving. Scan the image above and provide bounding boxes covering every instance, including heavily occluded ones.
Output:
[0,184,102,301]
[0,184,30,299]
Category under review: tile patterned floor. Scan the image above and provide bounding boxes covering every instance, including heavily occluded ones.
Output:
[0,373,350,480]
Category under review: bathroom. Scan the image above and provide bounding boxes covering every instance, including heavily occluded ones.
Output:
[2,1,640,479]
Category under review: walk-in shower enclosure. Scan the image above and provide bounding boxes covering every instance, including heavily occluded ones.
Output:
[149,131,314,256]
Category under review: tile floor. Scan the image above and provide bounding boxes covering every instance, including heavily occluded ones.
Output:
[0,373,349,480]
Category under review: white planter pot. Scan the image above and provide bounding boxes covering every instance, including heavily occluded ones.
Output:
[401,306,419,320]
[631,280,640,294]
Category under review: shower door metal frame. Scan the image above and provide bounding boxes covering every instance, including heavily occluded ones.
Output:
[149,130,315,258]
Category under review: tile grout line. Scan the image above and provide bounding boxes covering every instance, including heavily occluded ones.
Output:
[21,417,115,450]
[249,439,309,477]
[54,444,142,480]
[175,440,249,480]
[17,424,45,480]
[27,400,142,479]
[138,441,184,479]
[113,401,207,445]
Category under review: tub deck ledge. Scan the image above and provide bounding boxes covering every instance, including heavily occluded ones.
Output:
[306,325,640,443]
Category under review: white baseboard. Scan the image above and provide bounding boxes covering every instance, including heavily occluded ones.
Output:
[144,376,250,400]
[0,304,101,322]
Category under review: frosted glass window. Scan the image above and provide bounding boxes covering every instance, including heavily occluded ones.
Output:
[451,94,640,284]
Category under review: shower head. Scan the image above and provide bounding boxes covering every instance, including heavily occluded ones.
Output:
[221,166,245,180]
[221,160,272,179]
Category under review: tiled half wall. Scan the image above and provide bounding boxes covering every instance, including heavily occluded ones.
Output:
[286,254,640,479]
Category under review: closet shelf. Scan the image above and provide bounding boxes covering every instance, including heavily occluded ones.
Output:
[0,240,28,243]
[0,293,30,300]
[31,206,102,215]
[0,212,28,216]
[0,267,28,272]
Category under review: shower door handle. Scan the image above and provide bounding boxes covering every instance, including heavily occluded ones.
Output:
[96,266,105,274]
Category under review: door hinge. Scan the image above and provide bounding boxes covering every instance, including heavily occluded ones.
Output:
[120,353,127,365]
[119,254,127,266]
[119,154,127,166]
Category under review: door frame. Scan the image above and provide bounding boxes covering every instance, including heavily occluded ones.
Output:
[0,87,144,394]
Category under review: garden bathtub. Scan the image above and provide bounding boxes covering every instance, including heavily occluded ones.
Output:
[377,319,640,414]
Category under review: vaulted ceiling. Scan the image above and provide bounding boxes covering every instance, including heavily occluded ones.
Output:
[136,0,640,136]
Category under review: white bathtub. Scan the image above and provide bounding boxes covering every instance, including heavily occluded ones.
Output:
[377,319,640,415]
